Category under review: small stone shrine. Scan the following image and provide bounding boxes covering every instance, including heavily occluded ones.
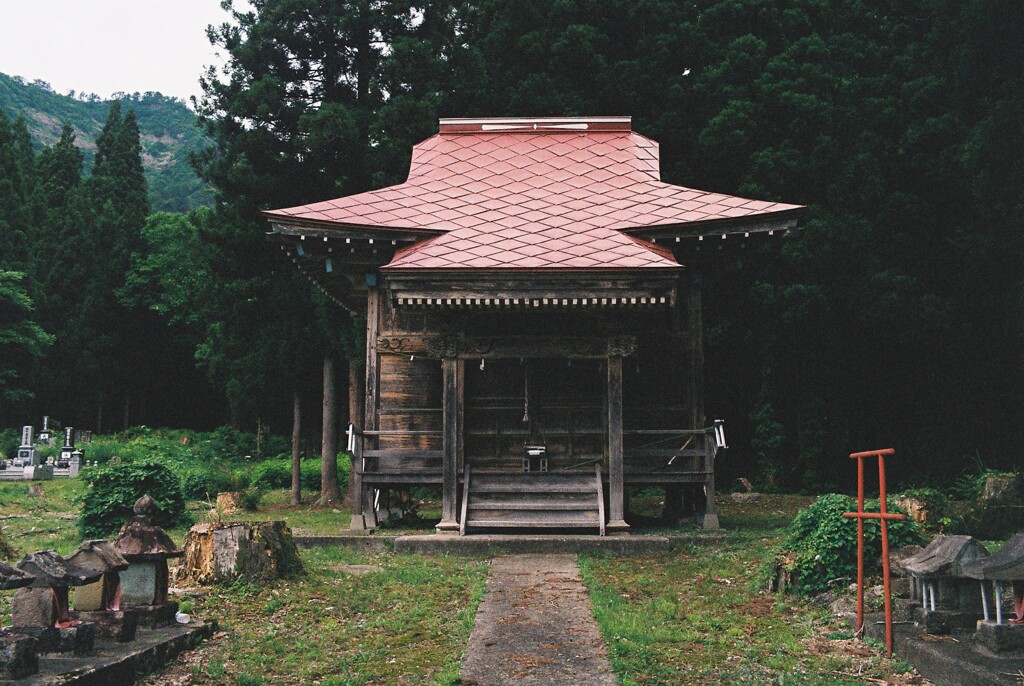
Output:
[0,561,39,679]
[114,495,183,628]
[963,532,1024,653]
[903,534,989,633]
[12,551,99,655]
[67,540,137,642]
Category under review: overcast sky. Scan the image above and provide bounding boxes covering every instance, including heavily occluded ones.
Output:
[0,0,241,103]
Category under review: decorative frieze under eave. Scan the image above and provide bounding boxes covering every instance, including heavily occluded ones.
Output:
[394,295,671,308]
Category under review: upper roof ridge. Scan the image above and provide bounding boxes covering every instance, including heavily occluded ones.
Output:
[439,117,631,134]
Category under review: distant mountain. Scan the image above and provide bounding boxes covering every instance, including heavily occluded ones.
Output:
[0,72,211,212]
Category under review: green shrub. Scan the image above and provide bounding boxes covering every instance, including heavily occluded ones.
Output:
[955,503,1024,540]
[772,493,926,595]
[251,455,348,491]
[180,466,240,501]
[0,428,19,460]
[77,459,193,537]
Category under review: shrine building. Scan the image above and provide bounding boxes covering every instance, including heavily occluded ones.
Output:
[264,117,803,535]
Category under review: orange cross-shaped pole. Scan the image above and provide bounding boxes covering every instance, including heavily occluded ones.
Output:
[843,448,905,658]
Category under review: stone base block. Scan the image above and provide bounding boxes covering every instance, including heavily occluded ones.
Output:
[74,610,138,642]
[0,630,37,679]
[125,601,178,629]
[695,513,720,530]
[349,513,371,531]
[12,623,95,655]
[22,465,53,480]
[975,620,1024,654]
[914,606,983,634]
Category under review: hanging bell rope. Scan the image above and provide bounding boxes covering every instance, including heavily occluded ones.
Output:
[522,359,529,423]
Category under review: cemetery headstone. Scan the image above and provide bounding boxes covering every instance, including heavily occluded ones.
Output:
[37,417,51,445]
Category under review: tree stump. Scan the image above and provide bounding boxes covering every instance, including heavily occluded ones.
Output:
[176,521,303,586]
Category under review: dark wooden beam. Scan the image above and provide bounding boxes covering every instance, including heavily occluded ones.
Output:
[374,334,641,359]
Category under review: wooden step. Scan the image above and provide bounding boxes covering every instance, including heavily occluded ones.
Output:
[467,500,595,511]
[467,519,600,528]
[460,465,606,535]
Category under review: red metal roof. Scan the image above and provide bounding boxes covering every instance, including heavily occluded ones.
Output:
[264,117,802,271]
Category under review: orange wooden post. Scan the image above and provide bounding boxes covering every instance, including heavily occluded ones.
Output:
[843,448,905,658]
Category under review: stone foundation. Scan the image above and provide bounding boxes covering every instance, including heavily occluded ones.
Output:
[914,605,983,634]
[74,610,138,642]
[12,623,95,656]
[126,601,178,629]
[0,631,38,679]
[975,620,1024,654]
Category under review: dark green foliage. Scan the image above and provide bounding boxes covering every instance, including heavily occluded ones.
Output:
[0,428,17,460]
[0,271,53,407]
[958,504,1024,541]
[77,459,192,537]
[774,493,925,595]
[892,487,956,532]
[179,467,240,501]
[251,456,345,492]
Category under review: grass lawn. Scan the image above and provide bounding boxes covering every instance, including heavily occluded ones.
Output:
[0,480,929,685]
[580,494,925,685]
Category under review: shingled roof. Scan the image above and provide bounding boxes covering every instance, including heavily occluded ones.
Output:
[264,117,802,271]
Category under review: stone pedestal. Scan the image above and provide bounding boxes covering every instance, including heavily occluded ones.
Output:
[11,624,95,656]
[0,631,37,679]
[914,605,981,634]
[22,464,53,480]
[75,610,138,642]
[694,513,720,530]
[128,601,179,629]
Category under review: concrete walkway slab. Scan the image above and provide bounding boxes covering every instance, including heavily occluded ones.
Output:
[460,554,617,686]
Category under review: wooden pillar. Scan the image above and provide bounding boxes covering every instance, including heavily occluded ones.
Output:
[606,337,634,535]
[350,288,380,531]
[437,353,461,534]
[688,273,718,529]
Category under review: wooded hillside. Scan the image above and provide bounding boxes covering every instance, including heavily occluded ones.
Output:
[0,72,210,212]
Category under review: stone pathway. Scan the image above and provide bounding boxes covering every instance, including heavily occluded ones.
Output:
[459,553,617,686]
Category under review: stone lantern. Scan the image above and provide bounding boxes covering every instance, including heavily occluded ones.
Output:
[0,561,39,679]
[67,540,137,642]
[12,551,99,655]
[113,495,184,628]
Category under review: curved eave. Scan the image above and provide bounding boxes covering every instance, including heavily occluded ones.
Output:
[622,206,806,243]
